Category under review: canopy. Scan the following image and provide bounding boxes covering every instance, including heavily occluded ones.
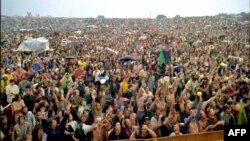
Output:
[16,37,49,54]
[119,55,137,62]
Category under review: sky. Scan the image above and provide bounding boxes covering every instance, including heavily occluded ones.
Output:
[1,0,249,18]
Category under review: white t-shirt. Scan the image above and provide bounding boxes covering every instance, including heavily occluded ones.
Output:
[151,115,163,127]
[68,121,77,131]
[6,84,20,103]
[82,123,92,135]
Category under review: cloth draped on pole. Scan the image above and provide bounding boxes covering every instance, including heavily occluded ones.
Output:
[237,102,248,125]
[158,48,166,66]
[60,73,73,89]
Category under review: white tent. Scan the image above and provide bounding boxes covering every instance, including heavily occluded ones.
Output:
[16,37,49,54]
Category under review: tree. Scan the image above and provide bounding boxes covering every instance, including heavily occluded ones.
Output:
[97,15,105,20]
[156,14,166,20]
[239,12,248,17]
[174,15,181,18]
[26,12,33,17]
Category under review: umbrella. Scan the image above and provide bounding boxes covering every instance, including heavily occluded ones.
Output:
[33,63,42,72]
[119,56,137,62]
[217,34,226,40]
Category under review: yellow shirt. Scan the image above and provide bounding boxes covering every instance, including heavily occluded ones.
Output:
[4,73,13,84]
[78,60,87,68]
[0,80,5,93]
[120,79,128,93]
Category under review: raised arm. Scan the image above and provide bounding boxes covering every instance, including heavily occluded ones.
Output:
[100,94,106,110]
[102,118,112,131]
[91,94,96,112]
[129,129,138,140]
[51,90,59,103]
[194,96,202,121]
[209,66,218,79]
[183,61,191,68]
[66,85,74,101]
[155,83,163,96]
[163,80,169,97]
[179,84,189,112]
[144,125,157,138]
[172,74,180,95]
[202,89,221,108]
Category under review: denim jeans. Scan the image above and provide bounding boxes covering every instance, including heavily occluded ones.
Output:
[165,51,171,64]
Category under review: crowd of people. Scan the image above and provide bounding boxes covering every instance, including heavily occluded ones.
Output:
[0,14,250,141]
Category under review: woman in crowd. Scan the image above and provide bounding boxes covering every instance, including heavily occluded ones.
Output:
[130,124,157,139]
[0,115,12,141]
[11,94,26,121]
[108,121,129,140]
[169,123,183,136]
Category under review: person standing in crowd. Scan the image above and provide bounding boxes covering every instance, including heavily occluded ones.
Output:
[130,124,157,139]
[11,95,26,121]
[12,115,32,141]
[41,112,68,141]
[164,36,172,64]
[0,115,12,141]
[6,79,19,104]
[219,104,236,125]
[108,121,129,140]
[21,106,36,129]
[23,86,35,112]
[169,123,183,136]
[92,116,111,141]
[160,116,172,137]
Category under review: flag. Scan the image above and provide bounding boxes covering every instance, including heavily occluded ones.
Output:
[120,78,128,93]
[237,102,248,125]
[158,48,165,66]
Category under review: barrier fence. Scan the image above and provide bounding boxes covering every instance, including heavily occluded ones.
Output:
[127,130,224,141]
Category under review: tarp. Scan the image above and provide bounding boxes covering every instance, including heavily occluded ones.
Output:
[16,37,49,54]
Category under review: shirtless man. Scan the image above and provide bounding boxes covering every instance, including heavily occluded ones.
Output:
[154,94,167,116]
[92,116,111,141]
[92,93,105,119]
[136,86,146,123]
[165,73,180,106]
[151,75,178,116]
[148,79,166,117]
